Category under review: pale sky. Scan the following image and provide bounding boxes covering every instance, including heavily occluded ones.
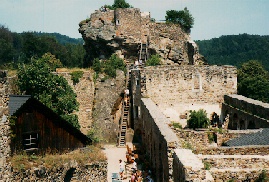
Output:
[0,0,268,40]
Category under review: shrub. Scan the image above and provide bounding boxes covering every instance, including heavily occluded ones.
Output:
[146,54,161,66]
[255,170,269,182]
[70,70,84,85]
[92,58,101,73]
[165,7,194,31]
[172,122,182,129]
[207,132,214,143]
[204,161,211,170]
[187,109,210,129]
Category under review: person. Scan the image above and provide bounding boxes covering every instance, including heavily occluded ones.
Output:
[146,174,154,182]
[130,172,136,182]
[124,89,129,96]
[135,60,139,68]
[131,158,137,172]
[119,159,125,179]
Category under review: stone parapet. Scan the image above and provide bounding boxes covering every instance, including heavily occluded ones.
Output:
[195,146,269,155]
[224,95,269,120]
[140,98,179,182]
[173,149,213,182]
[141,65,237,106]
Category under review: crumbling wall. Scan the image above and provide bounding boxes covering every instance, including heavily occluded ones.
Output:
[56,70,95,135]
[173,149,213,182]
[140,98,179,182]
[10,161,107,181]
[141,65,237,107]
[115,8,142,41]
[0,70,11,180]
[222,94,269,129]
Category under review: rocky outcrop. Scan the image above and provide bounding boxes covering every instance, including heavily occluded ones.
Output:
[93,70,125,143]
[79,8,204,66]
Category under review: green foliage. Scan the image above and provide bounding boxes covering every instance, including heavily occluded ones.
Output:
[207,132,214,143]
[17,56,80,129]
[0,27,85,69]
[172,122,182,129]
[182,141,193,150]
[70,70,84,85]
[196,34,269,71]
[187,109,210,129]
[92,58,101,73]
[146,54,161,66]
[165,8,194,31]
[41,52,63,71]
[204,161,211,170]
[255,170,269,182]
[92,54,126,78]
[105,0,133,10]
[87,128,101,143]
[238,60,269,103]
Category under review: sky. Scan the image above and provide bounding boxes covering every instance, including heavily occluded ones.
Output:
[0,0,268,40]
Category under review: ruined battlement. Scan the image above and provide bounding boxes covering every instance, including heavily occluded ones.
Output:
[224,94,269,120]
[141,65,237,106]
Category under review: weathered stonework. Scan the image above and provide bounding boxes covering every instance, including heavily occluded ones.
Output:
[141,65,237,106]
[0,70,11,181]
[9,161,107,182]
[79,8,203,66]
[56,70,95,135]
[222,94,269,130]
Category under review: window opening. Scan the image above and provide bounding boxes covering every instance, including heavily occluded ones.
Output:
[23,133,38,151]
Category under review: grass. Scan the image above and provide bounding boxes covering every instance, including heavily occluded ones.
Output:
[10,145,106,171]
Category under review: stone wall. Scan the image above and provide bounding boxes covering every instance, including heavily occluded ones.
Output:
[115,8,143,41]
[173,149,213,182]
[195,146,269,155]
[222,94,269,129]
[0,70,11,180]
[139,98,179,182]
[56,70,95,135]
[200,155,269,181]
[9,161,107,181]
[141,65,237,107]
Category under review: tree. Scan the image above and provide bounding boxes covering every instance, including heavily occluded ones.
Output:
[17,54,80,129]
[238,60,269,103]
[112,0,132,9]
[187,109,210,129]
[165,7,194,31]
[0,25,14,64]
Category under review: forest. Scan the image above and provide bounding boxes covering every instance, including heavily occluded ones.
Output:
[0,25,85,69]
[196,34,269,71]
[197,34,269,103]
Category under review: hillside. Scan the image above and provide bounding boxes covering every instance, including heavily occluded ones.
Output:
[33,32,84,45]
[196,34,269,70]
[0,25,85,68]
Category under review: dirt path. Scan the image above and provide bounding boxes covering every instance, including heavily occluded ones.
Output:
[103,144,130,182]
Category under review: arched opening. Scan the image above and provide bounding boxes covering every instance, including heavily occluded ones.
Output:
[248,120,255,129]
[239,120,245,130]
[228,113,238,130]
[64,168,76,182]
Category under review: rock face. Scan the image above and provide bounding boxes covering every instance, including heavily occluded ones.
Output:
[55,69,125,142]
[79,8,205,66]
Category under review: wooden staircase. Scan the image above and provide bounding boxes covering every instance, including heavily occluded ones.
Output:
[139,42,148,63]
[118,71,131,147]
